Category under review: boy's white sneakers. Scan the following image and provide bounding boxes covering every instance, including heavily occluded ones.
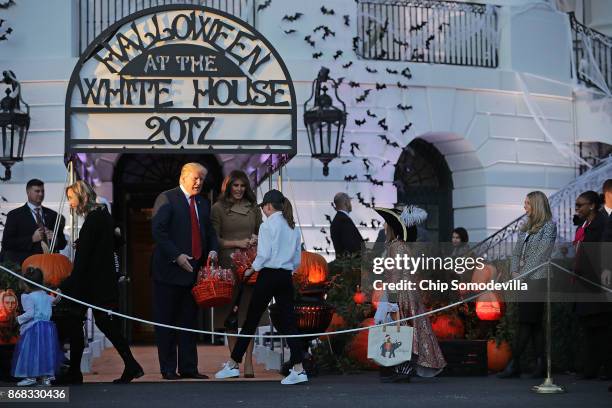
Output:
[281,369,308,385]
[17,378,37,387]
[214,362,240,379]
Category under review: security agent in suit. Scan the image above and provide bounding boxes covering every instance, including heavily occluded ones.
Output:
[0,178,67,265]
[330,192,363,258]
[151,163,219,380]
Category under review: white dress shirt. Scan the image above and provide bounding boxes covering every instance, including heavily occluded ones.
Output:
[179,184,199,220]
[26,202,44,224]
[604,205,612,217]
[252,212,301,272]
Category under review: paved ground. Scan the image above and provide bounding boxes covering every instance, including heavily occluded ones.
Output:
[2,373,610,407]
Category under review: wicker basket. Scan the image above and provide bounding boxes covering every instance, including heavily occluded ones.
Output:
[191,256,233,308]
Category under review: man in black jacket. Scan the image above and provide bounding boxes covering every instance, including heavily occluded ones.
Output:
[330,192,363,259]
[151,163,219,380]
[598,180,612,389]
[0,179,67,265]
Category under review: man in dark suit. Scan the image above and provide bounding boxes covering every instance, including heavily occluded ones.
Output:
[597,180,612,389]
[151,162,219,380]
[330,192,363,259]
[0,178,67,265]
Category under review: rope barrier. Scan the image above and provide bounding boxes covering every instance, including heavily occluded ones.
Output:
[0,261,559,339]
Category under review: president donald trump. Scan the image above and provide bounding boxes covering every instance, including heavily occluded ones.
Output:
[151,162,219,380]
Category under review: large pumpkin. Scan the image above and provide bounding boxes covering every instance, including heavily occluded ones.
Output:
[476,292,505,321]
[487,339,512,372]
[431,314,465,339]
[294,251,328,288]
[319,312,346,341]
[22,254,73,288]
[346,318,378,369]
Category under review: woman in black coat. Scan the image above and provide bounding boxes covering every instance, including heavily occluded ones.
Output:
[54,180,143,385]
[573,191,612,379]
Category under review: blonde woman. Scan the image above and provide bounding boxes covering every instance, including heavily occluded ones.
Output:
[55,180,143,385]
[499,191,557,379]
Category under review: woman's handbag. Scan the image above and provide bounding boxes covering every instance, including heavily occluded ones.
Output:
[367,312,414,367]
[191,255,234,308]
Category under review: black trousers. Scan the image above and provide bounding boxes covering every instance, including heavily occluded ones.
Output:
[54,305,133,374]
[153,281,198,375]
[231,268,304,366]
[581,313,612,378]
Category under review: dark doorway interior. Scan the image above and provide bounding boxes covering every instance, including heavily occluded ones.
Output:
[394,138,453,243]
[112,154,222,343]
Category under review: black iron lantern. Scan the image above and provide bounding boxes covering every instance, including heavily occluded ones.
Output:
[0,71,30,181]
[303,67,347,176]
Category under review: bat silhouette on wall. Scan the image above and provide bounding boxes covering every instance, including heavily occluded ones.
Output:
[410,21,427,32]
[376,83,387,90]
[438,22,451,31]
[386,68,399,74]
[352,36,360,52]
[365,66,378,74]
[313,52,323,59]
[397,82,409,89]
[325,237,331,245]
[356,192,369,208]
[359,222,368,228]
[377,134,399,148]
[371,219,382,228]
[365,175,384,186]
[313,246,323,252]
[342,159,352,164]
[283,29,297,34]
[342,61,353,69]
[362,158,372,172]
[377,118,388,131]
[321,6,335,15]
[425,34,435,49]
[375,50,388,59]
[343,15,350,26]
[354,118,367,126]
[304,35,315,47]
[333,50,343,60]
[393,37,410,47]
[397,103,413,111]
[411,48,425,60]
[344,174,358,182]
[350,142,361,156]
[401,67,412,79]
[336,77,345,86]
[366,110,377,118]
[382,160,392,168]
[348,81,360,88]
[282,13,303,22]
[325,214,332,223]
[320,227,327,234]
[257,0,271,12]
[314,25,336,39]
[355,89,371,103]
[401,123,413,134]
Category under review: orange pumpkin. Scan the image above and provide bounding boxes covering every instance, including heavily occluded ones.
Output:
[319,313,346,341]
[22,253,73,288]
[476,292,505,321]
[346,318,378,369]
[431,314,465,339]
[487,339,512,372]
[294,251,328,288]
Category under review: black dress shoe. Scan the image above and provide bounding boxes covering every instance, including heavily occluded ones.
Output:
[113,362,144,384]
[179,372,209,379]
[162,372,180,380]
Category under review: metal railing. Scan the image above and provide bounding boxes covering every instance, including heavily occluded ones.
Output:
[570,12,612,93]
[472,157,612,260]
[77,0,254,55]
[356,0,499,67]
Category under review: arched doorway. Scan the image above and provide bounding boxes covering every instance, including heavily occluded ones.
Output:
[113,154,222,343]
[394,139,453,242]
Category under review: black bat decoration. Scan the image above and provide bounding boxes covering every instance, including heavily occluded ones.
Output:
[362,158,372,172]
[314,25,336,39]
[377,134,400,148]
[325,214,332,223]
[333,50,343,60]
[397,103,413,111]
[0,196,7,202]
[365,174,384,186]
[325,237,331,245]
[313,246,323,251]
[386,68,399,74]
[410,21,427,32]
[325,248,330,255]
[438,22,451,31]
[365,66,378,74]
[377,118,388,131]
[0,1,15,9]
[376,50,388,59]
[411,48,425,60]
[304,35,315,47]
[342,61,353,69]
[401,67,412,79]
[343,15,350,26]
[282,12,303,22]
[336,77,345,86]
[425,34,435,49]
[320,227,327,234]
[376,83,387,91]
[342,159,352,164]
[356,192,371,208]
[366,110,377,118]
[359,222,368,228]
[257,0,272,12]
[283,29,297,34]
[371,219,382,228]
[382,160,392,168]
[401,123,413,134]
[344,174,358,182]
[355,89,371,103]
[397,82,409,89]
[350,142,361,156]
[348,80,360,88]
[352,36,360,52]
[393,37,410,47]
[354,118,366,126]
[313,52,323,59]
[321,6,335,15]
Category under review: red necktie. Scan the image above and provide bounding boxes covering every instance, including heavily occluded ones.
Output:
[189,196,202,261]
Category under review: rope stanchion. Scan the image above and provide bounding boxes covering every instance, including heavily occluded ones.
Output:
[0,261,549,339]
